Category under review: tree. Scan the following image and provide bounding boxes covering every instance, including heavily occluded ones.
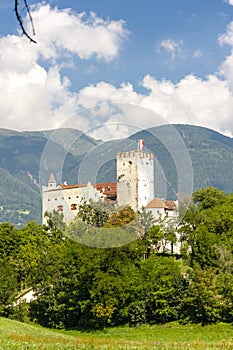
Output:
[0,222,20,259]
[139,208,156,233]
[105,206,137,228]
[180,187,233,267]
[215,245,233,322]
[77,201,109,228]
[181,267,222,325]
[159,220,178,254]
[0,259,18,315]
[44,209,66,241]
[192,186,228,210]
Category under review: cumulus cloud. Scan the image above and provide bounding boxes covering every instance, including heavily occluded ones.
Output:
[219,21,233,46]
[0,33,77,130]
[225,0,233,6]
[159,38,182,63]
[0,3,128,131]
[73,74,233,138]
[1,2,233,140]
[218,19,233,91]
[69,16,233,139]
[26,4,128,61]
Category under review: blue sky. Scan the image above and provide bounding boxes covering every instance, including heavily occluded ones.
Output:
[0,0,233,138]
[64,0,233,88]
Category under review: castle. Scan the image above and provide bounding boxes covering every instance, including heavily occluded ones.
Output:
[42,141,178,224]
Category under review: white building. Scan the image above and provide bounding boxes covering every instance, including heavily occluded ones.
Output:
[144,197,180,255]
[144,198,179,221]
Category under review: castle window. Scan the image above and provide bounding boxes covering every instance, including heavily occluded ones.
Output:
[76,196,79,198]
[57,205,63,211]
[108,187,111,191]
[68,197,71,199]
[71,203,77,210]
[128,161,132,165]
[48,199,50,201]
[55,198,57,201]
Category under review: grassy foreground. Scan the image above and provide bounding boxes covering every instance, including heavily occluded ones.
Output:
[0,317,233,349]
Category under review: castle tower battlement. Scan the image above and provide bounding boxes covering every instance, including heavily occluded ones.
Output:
[116,150,154,160]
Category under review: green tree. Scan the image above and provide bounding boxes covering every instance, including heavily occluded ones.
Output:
[181,267,222,325]
[0,259,18,314]
[180,187,233,266]
[192,187,228,210]
[14,222,51,289]
[215,246,233,322]
[44,209,66,235]
[139,224,162,258]
[77,201,109,227]
[0,223,20,259]
[139,208,156,233]
[159,220,178,254]
[105,206,137,227]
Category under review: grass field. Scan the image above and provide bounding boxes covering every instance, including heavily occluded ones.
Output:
[0,317,233,349]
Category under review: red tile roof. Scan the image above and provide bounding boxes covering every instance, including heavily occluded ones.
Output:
[145,198,176,210]
[59,182,117,197]
[93,182,117,197]
[60,183,86,189]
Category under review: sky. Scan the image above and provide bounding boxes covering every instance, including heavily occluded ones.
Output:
[1,0,233,139]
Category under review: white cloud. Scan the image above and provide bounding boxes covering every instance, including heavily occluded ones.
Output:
[0,3,128,131]
[219,21,233,46]
[26,4,128,61]
[1,2,233,140]
[224,0,233,6]
[0,33,77,130]
[193,48,203,58]
[72,73,233,138]
[159,38,182,63]
[218,19,233,91]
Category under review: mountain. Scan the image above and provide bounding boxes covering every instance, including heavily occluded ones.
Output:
[94,124,233,198]
[0,124,233,226]
[129,124,233,198]
[0,128,99,225]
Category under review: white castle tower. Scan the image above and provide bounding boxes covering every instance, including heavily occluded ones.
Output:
[116,140,154,212]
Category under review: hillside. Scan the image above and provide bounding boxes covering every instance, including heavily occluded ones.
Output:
[96,124,233,198]
[0,125,233,225]
[129,124,233,196]
[0,128,99,225]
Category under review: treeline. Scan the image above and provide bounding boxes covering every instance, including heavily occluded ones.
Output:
[1,187,233,328]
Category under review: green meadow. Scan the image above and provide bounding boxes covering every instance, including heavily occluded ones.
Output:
[1,318,233,350]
